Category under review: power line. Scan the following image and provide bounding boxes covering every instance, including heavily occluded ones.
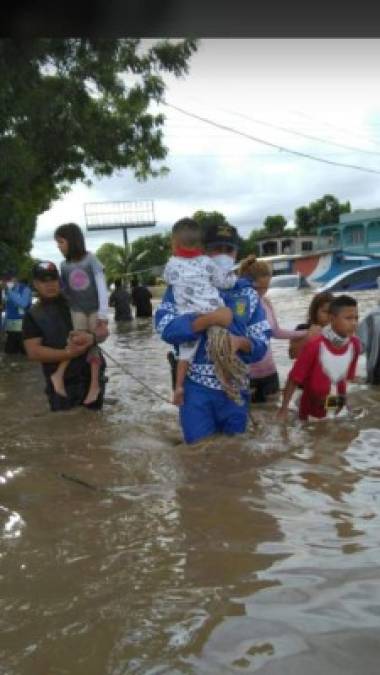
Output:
[163,101,380,176]
[204,106,380,157]
[178,94,380,153]
[289,108,380,147]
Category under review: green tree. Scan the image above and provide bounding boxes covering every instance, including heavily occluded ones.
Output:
[129,232,171,282]
[295,194,351,234]
[239,227,267,258]
[0,38,198,271]
[192,210,230,232]
[263,214,287,235]
[96,242,128,284]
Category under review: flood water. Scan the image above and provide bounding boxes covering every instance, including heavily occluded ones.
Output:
[1,289,380,675]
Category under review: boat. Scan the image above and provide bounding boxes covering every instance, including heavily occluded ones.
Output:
[256,208,380,287]
[316,263,380,292]
[268,272,309,291]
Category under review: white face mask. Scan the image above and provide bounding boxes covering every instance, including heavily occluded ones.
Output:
[6,281,15,290]
[212,254,235,272]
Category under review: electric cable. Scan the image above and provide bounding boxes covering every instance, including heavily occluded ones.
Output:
[163,101,380,176]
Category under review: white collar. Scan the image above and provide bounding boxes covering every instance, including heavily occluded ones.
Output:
[322,325,349,348]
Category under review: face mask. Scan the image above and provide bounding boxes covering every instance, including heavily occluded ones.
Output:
[6,281,15,290]
[212,254,235,272]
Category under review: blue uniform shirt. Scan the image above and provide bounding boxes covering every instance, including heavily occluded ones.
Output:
[155,277,271,392]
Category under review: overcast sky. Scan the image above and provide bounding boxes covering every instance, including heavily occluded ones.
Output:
[32,38,380,264]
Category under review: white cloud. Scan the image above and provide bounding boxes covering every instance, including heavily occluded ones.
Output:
[32,38,380,262]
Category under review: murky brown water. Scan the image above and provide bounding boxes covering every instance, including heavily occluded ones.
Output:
[1,290,380,675]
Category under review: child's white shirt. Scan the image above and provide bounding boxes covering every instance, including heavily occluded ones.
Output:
[164,255,236,315]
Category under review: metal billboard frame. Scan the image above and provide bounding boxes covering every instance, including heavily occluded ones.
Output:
[84,200,156,272]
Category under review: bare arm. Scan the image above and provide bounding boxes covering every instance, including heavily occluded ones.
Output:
[70,324,108,346]
[266,298,307,340]
[24,337,90,363]
[192,310,250,355]
[289,325,320,359]
[289,335,308,359]
[191,307,232,332]
[230,335,251,354]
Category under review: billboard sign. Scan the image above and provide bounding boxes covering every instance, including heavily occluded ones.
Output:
[84,200,155,231]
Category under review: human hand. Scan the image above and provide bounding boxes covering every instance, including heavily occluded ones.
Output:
[307,324,321,338]
[64,340,89,358]
[68,330,91,347]
[229,334,251,355]
[213,307,233,328]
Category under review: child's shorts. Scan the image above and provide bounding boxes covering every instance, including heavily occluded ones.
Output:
[70,311,99,362]
[70,310,98,332]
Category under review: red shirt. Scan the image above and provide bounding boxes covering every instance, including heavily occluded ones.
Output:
[289,334,360,420]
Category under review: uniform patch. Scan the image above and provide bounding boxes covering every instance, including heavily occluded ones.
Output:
[234,300,247,316]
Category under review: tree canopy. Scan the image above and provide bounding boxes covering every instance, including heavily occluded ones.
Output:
[295,194,351,234]
[129,232,171,282]
[192,210,230,231]
[0,38,198,272]
[96,232,171,285]
[96,242,128,284]
[263,214,287,235]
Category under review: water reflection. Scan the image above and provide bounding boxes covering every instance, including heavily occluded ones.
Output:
[1,292,380,674]
[1,506,25,538]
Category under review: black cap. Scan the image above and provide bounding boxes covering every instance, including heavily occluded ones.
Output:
[203,222,239,250]
[32,261,59,281]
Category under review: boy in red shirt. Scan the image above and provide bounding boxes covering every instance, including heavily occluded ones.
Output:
[278,295,360,421]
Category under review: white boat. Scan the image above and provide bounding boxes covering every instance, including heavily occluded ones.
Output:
[317,263,380,292]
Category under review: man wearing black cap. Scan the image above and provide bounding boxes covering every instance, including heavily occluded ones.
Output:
[155,218,271,444]
[22,261,107,411]
[202,221,240,251]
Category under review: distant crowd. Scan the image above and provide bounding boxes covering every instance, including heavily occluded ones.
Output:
[1,219,379,444]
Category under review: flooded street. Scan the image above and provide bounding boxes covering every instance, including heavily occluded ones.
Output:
[1,289,380,674]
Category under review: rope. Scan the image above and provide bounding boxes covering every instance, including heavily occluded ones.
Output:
[101,346,172,405]
[206,326,248,405]
[102,344,257,432]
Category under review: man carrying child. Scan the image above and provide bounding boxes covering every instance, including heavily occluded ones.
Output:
[163,218,238,405]
[156,218,271,444]
[23,261,108,411]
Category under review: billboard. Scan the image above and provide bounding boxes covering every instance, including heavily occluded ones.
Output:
[84,200,155,231]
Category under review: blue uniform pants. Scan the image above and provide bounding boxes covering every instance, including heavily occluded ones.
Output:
[179,378,249,444]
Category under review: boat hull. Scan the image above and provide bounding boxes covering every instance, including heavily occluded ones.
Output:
[261,249,380,286]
